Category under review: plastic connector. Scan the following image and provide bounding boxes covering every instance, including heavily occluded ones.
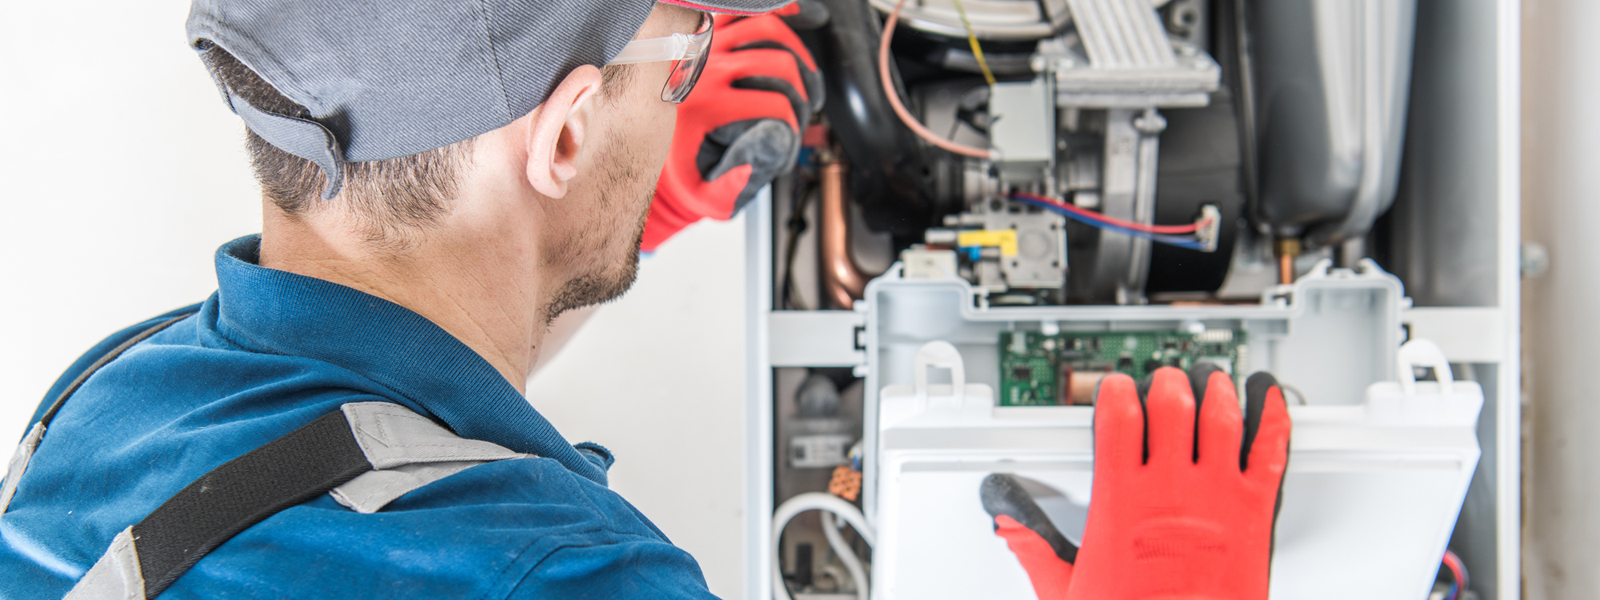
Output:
[1197,204,1222,253]
[829,465,862,501]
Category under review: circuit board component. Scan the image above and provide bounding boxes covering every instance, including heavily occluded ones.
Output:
[999,329,1248,406]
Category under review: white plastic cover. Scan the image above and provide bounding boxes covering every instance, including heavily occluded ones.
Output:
[872,340,1481,600]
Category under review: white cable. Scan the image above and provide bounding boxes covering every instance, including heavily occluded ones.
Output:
[772,492,875,600]
[821,512,870,600]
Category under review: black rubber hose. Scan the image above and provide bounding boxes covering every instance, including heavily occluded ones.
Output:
[798,0,944,237]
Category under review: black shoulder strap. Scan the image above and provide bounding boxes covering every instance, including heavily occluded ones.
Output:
[64,401,528,600]
[134,410,373,597]
[63,409,372,600]
[27,313,523,599]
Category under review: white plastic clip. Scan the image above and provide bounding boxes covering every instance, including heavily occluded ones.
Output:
[1397,338,1453,396]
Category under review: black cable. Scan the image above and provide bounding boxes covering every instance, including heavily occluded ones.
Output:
[1231,0,1261,218]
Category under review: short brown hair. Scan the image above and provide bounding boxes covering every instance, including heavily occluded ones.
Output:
[199,45,634,245]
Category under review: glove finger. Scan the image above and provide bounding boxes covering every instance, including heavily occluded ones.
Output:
[733,76,810,133]
[701,163,754,214]
[717,15,824,111]
[1092,374,1144,469]
[1242,372,1292,477]
[684,74,802,131]
[672,85,797,192]
[656,110,752,221]
[980,473,1077,563]
[705,48,812,119]
[729,43,825,113]
[775,0,830,29]
[995,515,1076,600]
[1195,368,1244,470]
[1187,361,1227,411]
[700,119,793,178]
[1143,367,1197,465]
[701,119,798,213]
[715,14,821,72]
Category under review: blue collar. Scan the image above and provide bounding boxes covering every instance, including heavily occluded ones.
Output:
[212,235,608,485]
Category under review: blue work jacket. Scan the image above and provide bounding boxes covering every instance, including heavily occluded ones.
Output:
[0,235,718,599]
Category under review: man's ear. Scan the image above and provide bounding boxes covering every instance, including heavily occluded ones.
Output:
[526,65,604,199]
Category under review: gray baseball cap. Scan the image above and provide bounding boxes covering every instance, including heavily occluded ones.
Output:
[187,0,791,198]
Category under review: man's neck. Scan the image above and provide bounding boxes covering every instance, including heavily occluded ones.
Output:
[259,205,547,395]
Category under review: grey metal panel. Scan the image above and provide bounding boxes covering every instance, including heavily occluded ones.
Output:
[1383,2,1518,593]
[1451,363,1501,600]
[1066,0,1178,69]
[1367,4,1519,593]
[1381,0,1503,308]
[744,189,776,600]
[1249,0,1418,245]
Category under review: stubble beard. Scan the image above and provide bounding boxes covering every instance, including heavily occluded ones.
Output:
[540,128,657,326]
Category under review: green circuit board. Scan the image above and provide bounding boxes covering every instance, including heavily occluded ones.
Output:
[999,329,1248,406]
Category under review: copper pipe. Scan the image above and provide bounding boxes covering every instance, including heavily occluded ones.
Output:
[1275,237,1302,285]
[820,159,872,309]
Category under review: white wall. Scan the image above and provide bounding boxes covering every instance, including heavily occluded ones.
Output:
[0,1,261,440]
[0,2,750,597]
[1521,0,1600,597]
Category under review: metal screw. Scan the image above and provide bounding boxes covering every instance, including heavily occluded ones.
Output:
[1522,242,1550,278]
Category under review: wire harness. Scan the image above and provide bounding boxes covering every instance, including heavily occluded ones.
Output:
[1441,549,1469,600]
[772,492,875,600]
[1010,191,1215,250]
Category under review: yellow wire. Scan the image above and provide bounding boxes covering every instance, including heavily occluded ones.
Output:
[948,0,997,86]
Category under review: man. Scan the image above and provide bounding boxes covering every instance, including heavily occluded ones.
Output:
[0,0,1293,596]
[0,0,814,597]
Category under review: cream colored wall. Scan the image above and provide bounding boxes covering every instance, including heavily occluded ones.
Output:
[0,1,261,439]
[1521,0,1600,597]
[0,2,750,597]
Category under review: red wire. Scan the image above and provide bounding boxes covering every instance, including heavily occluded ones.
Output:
[1443,550,1468,599]
[1012,192,1209,234]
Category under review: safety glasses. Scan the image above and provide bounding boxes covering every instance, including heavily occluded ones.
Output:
[607,12,714,103]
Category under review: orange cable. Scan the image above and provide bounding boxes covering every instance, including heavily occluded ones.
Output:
[879,0,998,160]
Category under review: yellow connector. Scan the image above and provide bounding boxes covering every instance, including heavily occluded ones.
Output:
[957,229,1018,256]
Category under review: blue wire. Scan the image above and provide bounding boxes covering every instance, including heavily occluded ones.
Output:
[1010,196,1205,250]
[1012,196,1203,249]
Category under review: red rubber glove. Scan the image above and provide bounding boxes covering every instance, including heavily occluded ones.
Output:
[1067,366,1292,600]
[986,365,1291,599]
[641,10,823,252]
[981,473,1077,599]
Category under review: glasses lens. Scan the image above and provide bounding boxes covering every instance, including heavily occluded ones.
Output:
[661,15,713,103]
[662,53,708,103]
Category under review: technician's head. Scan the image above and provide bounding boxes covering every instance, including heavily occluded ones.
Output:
[186,0,773,322]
